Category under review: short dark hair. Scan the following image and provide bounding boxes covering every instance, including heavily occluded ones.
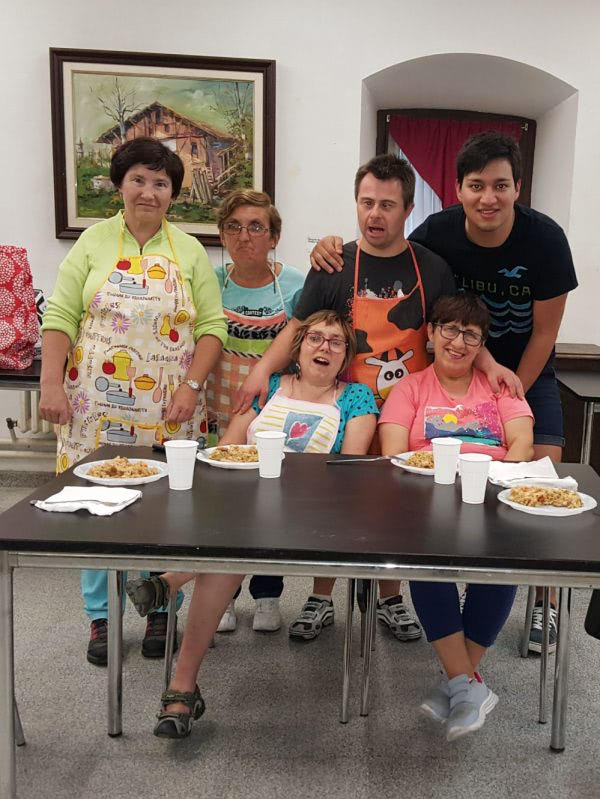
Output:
[110,137,185,198]
[217,189,282,238]
[290,310,357,376]
[456,131,521,186]
[354,154,415,208]
[430,293,490,340]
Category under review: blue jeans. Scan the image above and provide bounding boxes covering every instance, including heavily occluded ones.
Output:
[526,365,565,447]
[81,570,184,622]
[234,575,283,600]
[410,581,517,648]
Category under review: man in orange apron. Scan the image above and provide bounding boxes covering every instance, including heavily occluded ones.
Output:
[236,154,456,641]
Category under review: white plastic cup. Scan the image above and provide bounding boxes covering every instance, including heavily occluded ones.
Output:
[459,453,492,504]
[255,431,286,478]
[164,439,199,490]
[431,437,462,485]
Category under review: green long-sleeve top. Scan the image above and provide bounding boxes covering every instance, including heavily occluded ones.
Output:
[42,212,227,345]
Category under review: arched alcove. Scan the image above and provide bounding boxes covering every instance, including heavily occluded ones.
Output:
[360,54,578,231]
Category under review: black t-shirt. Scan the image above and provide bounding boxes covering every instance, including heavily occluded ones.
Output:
[293,241,455,355]
[409,205,578,372]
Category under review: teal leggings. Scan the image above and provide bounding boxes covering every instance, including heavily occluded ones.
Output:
[81,570,184,622]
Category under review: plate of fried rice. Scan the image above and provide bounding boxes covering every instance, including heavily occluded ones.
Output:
[391,451,437,476]
[74,456,168,486]
[497,484,597,516]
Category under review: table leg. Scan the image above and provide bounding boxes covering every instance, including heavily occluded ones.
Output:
[107,570,123,738]
[581,401,594,465]
[14,700,25,747]
[340,579,355,724]
[539,587,550,723]
[163,592,177,690]
[551,587,571,752]
[360,579,376,717]
[0,550,16,798]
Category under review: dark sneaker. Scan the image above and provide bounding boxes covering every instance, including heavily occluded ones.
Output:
[289,596,334,640]
[528,601,558,653]
[87,618,108,666]
[142,612,178,659]
[376,595,422,641]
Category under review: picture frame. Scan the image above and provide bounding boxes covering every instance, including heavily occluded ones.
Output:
[50,48,276,246]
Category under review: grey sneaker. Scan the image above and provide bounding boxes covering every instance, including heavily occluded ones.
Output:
[446,674,498,741]
[420,676,450,723]
[289,596,334,640]
[528,602,557,654]
[376,595,422,641]
[217,601,237,633]
[253,598,282,632]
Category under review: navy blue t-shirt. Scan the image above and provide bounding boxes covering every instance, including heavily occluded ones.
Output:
[409,205,578,372]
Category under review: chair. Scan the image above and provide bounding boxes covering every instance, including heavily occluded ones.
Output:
[522,585,554,723]
[355,581,555,723]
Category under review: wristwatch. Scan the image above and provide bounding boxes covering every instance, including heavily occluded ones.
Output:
[183,378,201,391]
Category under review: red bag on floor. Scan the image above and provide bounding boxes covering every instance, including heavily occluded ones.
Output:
[0,246,39,369]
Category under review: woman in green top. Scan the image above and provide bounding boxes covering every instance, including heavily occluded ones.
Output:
[40,137,227,668]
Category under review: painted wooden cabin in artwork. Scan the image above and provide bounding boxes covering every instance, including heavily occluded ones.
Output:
[96,102,239,202]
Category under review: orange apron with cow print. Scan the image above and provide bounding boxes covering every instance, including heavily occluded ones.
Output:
[350,240,429,407]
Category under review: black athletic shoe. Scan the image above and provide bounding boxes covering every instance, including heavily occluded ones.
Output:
[142,612,178,659]
[87,618,108,666]
[528,602,557,654]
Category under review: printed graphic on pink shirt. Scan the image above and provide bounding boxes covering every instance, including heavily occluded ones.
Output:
[424,401,503,448]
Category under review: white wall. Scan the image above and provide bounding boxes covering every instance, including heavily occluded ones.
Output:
[531,93,579,233]
[2,0,599,421]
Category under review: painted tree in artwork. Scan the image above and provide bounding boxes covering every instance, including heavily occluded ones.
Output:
[93,77,142,142]
[212,81,253,160]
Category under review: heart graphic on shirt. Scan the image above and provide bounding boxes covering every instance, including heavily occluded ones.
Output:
[289,421,309,439]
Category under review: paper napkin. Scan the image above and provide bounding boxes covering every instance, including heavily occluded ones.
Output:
[33,486,142,516]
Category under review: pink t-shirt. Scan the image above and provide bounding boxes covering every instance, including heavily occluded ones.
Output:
[379,364,534,460]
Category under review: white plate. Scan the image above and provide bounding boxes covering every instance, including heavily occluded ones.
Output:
[497,487,598,516]
[197,445,286,470]
[391,451,436,476]
[198,445,259,470]
[73,459,168,486]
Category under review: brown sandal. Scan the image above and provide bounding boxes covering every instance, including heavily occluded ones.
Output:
[153,685,205,739]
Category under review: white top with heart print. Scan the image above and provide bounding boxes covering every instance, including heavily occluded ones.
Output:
[246,386,341,454]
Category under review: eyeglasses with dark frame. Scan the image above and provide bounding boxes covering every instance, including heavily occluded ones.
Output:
[304,331,348,354]
[223,220,269,237]
[434,323,484,348]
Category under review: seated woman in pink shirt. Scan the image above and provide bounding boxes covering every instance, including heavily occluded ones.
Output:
[379,293,534,743]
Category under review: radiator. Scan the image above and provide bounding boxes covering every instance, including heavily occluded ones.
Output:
[18,391,53,435]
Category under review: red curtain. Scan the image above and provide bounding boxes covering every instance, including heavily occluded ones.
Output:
[389,116,523,207]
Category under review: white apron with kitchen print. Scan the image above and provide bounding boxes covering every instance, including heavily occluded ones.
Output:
[56,222,206,473]
[246,383,341,454]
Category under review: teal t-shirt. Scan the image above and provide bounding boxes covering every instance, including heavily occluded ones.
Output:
[215,262,305,325]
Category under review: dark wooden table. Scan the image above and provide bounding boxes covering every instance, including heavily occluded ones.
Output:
[557,370,600,464]
[2,446,600,797]
[0,361,41,392]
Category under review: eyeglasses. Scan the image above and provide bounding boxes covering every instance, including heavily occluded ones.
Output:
[223,221,269,237]
[435,323,484,348]
[304,331,348,354]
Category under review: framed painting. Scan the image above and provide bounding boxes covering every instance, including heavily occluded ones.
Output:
[50,48,276,246]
